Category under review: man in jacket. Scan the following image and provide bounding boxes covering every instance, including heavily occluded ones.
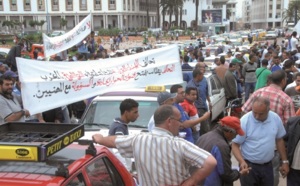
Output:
[286,116,300,186]
[224,63,238,104]
[196,116,250,186]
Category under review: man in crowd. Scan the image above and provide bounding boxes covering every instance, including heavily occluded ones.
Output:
[196,116,250,185]
[286,116,300,186]
[180,87,200,142]
[271,56,282,72]
[92,105,217,186]
[285,72,300,112]
[0,62,8,76]
[187,68,212,136]
[109,98,139,136]
[0,75,30,124]
[242,54,257,102]
[223,63,238,104]
[291,31,298,52]
[255,59,271,90]
[214,56,228,82]
[232,97,289,186]
[171,84,210,143]
[242,70,295,185]
[148,92,176,131]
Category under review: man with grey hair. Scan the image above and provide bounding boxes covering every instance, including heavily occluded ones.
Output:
[232,97,289,186]
[93,105,217,186]
[148,91,176,131]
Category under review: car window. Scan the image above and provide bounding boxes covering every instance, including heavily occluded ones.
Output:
[66,173,86,186]
[82,100,158,129]
[210,77,217,94]
[86,157,124,186]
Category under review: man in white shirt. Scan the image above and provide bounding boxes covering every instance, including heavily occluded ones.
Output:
[291,31,299,52]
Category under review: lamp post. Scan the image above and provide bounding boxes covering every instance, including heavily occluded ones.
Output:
[46,0,50,34]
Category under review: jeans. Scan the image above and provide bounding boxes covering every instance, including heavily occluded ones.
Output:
[240,160,274,186]
[287,168,300,186]
[197,108,210,136]
[192,131,200,144]
[244,82,256,102]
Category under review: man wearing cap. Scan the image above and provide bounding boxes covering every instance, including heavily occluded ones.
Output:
[148,91,176,132]
[195,116,250,186]
[0,62,7,76]
[232,96,289,186]
[242,54,257,102]
[0,75,30,124]
[93,105,217,186]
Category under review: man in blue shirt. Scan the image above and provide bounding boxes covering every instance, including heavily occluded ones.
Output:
[232,96,289,186]
[170,84,210,143]
[187,66,212,135]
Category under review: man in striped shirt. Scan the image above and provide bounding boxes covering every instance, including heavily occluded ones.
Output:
[93,105,216,186]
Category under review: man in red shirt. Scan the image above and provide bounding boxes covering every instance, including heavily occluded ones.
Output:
[180,87,200,142]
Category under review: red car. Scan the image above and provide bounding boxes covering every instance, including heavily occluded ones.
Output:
[0,123,135,186]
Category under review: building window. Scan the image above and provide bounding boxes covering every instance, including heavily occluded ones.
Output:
[0,0,3,11]
[269,13,272,18]
[10,0,18,11]
[132,0,135,10]
[276,4,280,9]
[66,0,73,11]
[37,0,45,11]
[24,0,31,11]
[80,0,87,10]
[128,0,130,10]
[52,0,59,11]
[108,0,116,10]
[94,0,101,10]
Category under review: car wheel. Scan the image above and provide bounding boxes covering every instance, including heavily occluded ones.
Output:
[1,40,6,44]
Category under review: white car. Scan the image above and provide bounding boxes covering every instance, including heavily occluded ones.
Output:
[265,31,277,40]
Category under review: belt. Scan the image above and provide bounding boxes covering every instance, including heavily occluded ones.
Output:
[245,159,271,166]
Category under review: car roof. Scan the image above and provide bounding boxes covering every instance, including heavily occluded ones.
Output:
[0,144,108,185]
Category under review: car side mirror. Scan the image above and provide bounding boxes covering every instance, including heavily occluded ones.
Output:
[212,89,220,95]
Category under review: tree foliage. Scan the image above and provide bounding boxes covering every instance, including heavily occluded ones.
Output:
[282,0,300,24]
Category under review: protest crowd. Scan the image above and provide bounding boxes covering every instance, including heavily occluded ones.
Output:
[0,21,300,186]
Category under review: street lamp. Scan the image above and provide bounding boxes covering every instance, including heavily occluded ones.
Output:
[46,0,50,34]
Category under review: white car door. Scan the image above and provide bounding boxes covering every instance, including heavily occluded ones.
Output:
[208,75,226,121]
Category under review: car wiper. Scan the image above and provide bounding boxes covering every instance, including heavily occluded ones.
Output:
[129,124,147,128]
[83,123,109,128]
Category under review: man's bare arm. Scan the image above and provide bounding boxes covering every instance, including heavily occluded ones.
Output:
[92,134,117,148]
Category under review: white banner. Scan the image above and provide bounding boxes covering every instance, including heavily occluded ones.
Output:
[43,14,91,57]
[16,45,183,115]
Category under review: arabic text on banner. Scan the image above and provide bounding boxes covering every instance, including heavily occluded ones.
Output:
[16,45,183,115]
[43,14,91,58]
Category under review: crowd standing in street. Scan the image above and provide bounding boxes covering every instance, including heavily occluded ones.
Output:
[93,105,217,186]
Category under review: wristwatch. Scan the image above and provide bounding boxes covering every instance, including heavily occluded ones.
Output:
[282,160,289,164]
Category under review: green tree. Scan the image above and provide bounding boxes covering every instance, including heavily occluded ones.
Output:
[60,18,68,29]
[36,20,46,30]
[29,20,36,28]
[174,0,183,27]
[160,0,170,30]
[282,0,300,25]
[226,9,231,20]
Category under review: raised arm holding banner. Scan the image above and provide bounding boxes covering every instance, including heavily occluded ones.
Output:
[43,14,91,58]
[16,45,183,115]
